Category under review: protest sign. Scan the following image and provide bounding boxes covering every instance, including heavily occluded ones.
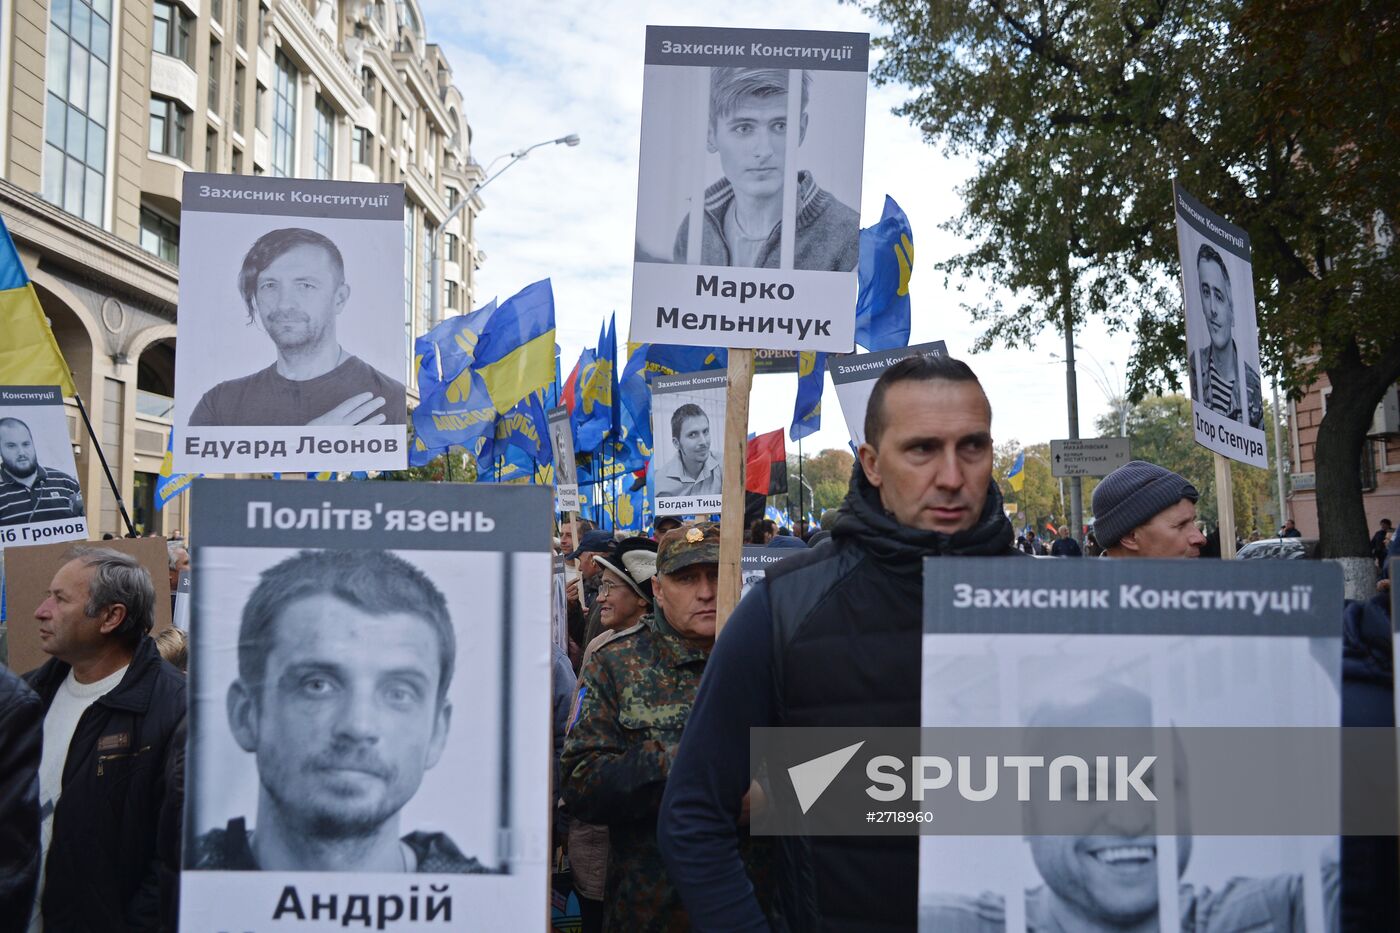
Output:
[1173,182,1268,470]
[173,174,407,474]
[740,545,788,600]
[548,405,579,512]
[754,349,800,374]
[918,558,1341,933]
[5,536,172,673]
[651,371,727,515]
[181,479,552,931]
[629,26,868,354]
[551,555,570,656]
[0,386,85,548]
[830,340,948,448]
[172,569,191,631]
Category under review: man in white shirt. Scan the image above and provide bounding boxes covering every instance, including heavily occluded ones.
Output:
[24,547,186,931]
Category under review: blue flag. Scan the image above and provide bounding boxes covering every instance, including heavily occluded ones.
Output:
[571,317,616,452]
[416,298,497,397]
[854,196,914,352]
[790,350,825,441]
[155,433,199,510]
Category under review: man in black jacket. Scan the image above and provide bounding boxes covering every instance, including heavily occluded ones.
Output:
[25,547,186,932]
[658,355,1022,931]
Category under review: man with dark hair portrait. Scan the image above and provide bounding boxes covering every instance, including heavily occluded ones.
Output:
[657,403,721,497]
[0,416,83,527]
[192,549,486,873]
[189,227,406,427]
[673,67,859,271]
[1187,242,1263,429]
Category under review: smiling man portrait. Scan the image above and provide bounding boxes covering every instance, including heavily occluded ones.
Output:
[189,228,406,427]
[192,549,485,874]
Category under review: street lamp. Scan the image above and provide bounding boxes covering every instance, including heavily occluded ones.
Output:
[429,133,581,324]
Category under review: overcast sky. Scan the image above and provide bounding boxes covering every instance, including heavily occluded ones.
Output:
[420,0,1141,454]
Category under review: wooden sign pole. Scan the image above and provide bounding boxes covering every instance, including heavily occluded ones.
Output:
[716,349,754,636]
[1213,452,1237,558]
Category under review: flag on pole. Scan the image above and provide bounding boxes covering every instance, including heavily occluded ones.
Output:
[1007,450,1026,493]
[473,279,557,412]
[155,432,199,510]
[0,217,76,394]
[854,196,914,352]
[789,351,825,441]
[745,429,787,495]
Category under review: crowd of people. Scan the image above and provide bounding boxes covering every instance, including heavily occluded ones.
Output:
[0,355,1395,932]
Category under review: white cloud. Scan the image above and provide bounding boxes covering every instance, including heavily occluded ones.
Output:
[420,1,1139,456]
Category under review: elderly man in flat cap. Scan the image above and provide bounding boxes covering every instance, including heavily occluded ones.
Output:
[561,522,766,931]
[1092,460,1208,559]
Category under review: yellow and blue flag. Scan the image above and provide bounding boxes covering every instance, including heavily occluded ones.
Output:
[474,279,556,413]
[155,432,200,510]
[1007,450,1026,493]
[570,315,617,452]
[854,196,914,352]
[0,217,76,394]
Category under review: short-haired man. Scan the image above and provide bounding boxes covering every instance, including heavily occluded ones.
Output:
[26,548,186,931]
[1372,518,1394,569]
[659,355,1024,930]
[658,404,721,497]
[673,67,859,271]
[1281,518,1302,538]
[1049,524,1082,557]
[189,227,406,427]
[1187,243,1263,428]
[1091,460,1208,558]
[192,549,485,873]
[563,523,768,931]
[0,417,83,527]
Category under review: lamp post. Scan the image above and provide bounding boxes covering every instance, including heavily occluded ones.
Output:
[429,133,580,325]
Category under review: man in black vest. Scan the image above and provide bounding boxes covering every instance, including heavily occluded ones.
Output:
[659,355,1022,931]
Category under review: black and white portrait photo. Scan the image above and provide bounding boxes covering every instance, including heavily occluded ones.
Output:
[1174,182,1268,469]
[652,67,860,272]
[173,175,407,473]
[182,481,554,931]
[918,560,1341,933]
[547,405,579,512]
[629,27,869,354]
[651,371,727,513]
[188,227,406,429]
[0,385,86,545]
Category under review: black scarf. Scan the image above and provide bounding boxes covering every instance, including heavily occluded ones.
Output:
[831,462,1016,575]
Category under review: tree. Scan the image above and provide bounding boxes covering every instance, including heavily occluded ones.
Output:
[995,442,1100,534]
[862,0,1399,579]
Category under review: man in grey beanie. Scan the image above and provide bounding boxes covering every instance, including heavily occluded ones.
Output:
[1091,460,1208,558]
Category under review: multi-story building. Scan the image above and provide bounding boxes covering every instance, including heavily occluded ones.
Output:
[0,0,482,535]
[1286,376,1400,539]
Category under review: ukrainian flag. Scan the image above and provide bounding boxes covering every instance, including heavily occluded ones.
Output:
[0,217,75,394]
[474,279,556,413]
[1007,450,1026,493]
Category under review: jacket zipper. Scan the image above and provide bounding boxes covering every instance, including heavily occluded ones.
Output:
[96,744,151,776]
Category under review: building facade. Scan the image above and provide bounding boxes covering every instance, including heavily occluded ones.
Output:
[1286,375,1400,540]
[0,0,481,536]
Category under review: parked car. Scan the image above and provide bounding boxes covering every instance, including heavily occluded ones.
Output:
[1235,537,1320,560]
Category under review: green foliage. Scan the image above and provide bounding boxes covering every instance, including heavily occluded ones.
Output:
[994,442,1099,533]
[860,0,1399,556]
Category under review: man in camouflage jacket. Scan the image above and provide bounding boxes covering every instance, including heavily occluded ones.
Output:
[561,522,764,931]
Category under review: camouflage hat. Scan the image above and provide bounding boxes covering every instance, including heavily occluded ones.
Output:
[656,521,720,575]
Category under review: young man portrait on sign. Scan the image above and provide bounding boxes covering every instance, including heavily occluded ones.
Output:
[1186,243,1263,429]
[193,549,486,874]
[672,68,858,272]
